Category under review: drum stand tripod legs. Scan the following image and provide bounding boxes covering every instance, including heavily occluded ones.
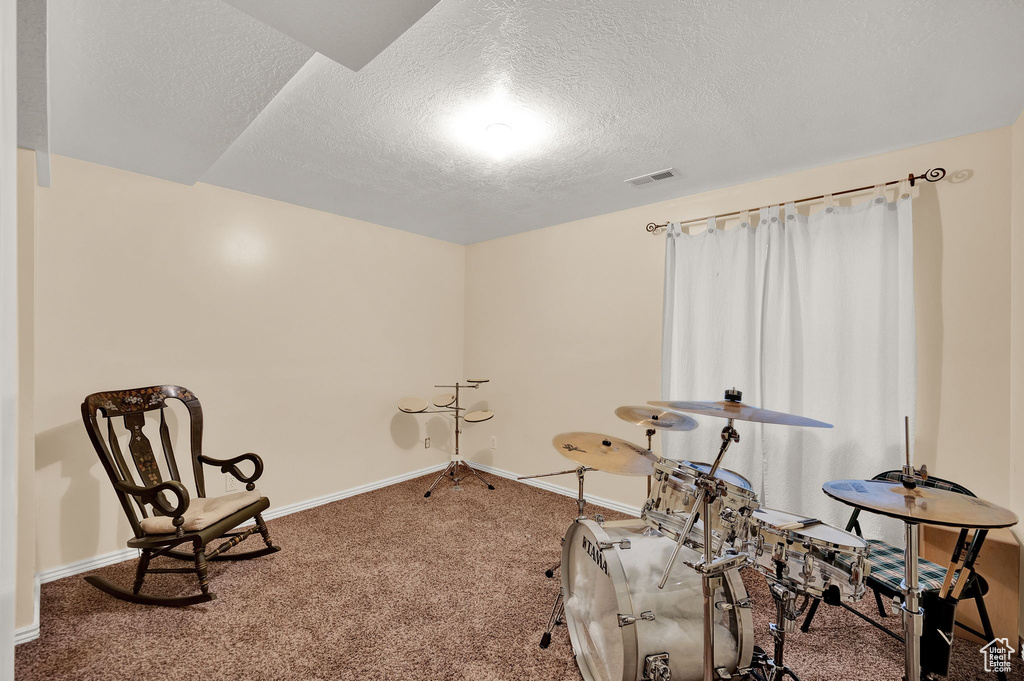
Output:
[423,459,495,498]
[752,584,804,681]
[539,590,564,648]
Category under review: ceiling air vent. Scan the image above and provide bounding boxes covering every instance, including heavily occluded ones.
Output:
[625,168,678,188]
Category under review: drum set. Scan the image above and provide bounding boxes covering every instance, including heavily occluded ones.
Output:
[396,379,496,497]
[527,389,1018,681]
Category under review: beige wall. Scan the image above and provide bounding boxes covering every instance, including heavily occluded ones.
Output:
[464,128,1017,522]
[32,154,464,572]
[15,150,36,630]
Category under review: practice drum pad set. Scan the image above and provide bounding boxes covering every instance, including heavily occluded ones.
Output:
[535,388,1018,681]
[396,379,496,497]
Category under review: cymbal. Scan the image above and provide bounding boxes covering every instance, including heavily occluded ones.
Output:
[822,479,1019,529]
[614,406,698,432]
[552,432,658,476]
[649,389,832,428]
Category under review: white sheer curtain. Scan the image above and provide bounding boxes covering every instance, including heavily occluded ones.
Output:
[662,190,916,543]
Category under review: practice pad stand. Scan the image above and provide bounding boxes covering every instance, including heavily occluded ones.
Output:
[423,381,495,498]
[521,465,595,648]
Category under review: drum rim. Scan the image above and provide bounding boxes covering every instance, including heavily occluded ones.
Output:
[654,459,758,502]
[750,507,868,550]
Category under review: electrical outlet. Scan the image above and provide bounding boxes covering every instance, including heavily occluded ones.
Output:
[225,475,241,493]
[424,437,430,449]
[490,436,497,450]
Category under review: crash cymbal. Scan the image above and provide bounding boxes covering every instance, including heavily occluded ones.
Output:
[649,388,832,428]
[614,406,699,432]
[822,479,1018,529]
[552,432,658,476]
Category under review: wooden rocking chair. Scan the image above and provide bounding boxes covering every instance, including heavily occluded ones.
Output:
[81,385,281,606]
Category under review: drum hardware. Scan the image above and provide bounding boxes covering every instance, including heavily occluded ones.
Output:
[539,590,564,649]
[518,465,595,579]
[754,582,808,681]
[643,653,671,681]
[397,380,496,498]
[598,539,631,550]
[822,472,1018,681]
[645,389,832,681]
[617,611,656,627]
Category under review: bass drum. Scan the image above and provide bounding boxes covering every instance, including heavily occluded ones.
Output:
[561,519,753,681]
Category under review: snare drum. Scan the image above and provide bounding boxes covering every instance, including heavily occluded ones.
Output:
[642,460,759,554]
[562,519,753,681]
[745,507,868,600]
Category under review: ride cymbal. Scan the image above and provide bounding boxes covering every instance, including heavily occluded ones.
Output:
[552,432,658,476]
[614,406,698,432]
[649,388,832,428]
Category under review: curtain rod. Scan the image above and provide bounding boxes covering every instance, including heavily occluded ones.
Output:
[645,167,945,234]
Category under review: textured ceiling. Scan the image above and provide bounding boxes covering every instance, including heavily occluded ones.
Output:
[222,0,442,72]
[35,0,1024,243]
[46,0,313,185]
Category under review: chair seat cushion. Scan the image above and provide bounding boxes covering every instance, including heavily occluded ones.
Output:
[140,490,261,534]
[861,539,948,593]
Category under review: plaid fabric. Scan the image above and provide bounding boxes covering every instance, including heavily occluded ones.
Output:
[836,539,948,593]
[873,470,973,496]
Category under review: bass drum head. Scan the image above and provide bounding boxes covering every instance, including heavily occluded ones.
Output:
[464,410,494,423]
[561,519,752,681]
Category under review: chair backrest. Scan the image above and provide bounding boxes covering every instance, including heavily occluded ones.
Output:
[81,385,206,538]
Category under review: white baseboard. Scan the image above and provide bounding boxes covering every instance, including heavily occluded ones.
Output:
[14,574,41,644]
[469,461,642,518]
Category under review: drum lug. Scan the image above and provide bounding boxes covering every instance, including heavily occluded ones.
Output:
[643,653,671,681]
[594,513,605,525]
[617,611,655,627]
[598,539,631,550]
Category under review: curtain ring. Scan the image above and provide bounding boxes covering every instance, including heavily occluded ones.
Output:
[823,194,835,213]
[873,184,886,205]
[740,210,750,228]
[706,217,717,234]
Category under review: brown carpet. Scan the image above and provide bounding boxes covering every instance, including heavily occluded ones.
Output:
[15,473,1020,680]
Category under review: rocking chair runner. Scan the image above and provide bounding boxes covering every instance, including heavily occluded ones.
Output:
[81,385,281,606]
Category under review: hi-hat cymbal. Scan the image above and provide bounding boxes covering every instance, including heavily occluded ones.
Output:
[649,389,832,428]
[822,479,1018,529]
[614,406,698,432]
[552,432,658,476]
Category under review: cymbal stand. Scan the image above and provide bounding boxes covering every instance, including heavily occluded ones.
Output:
[423,381,496,498]
[518,465,594,648]
[645,428,656,496]
[653,419,742,681]
[898,418,926,681]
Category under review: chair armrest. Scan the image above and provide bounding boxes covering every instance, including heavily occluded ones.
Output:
[113,479,190,520]
[200,452,264,490]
